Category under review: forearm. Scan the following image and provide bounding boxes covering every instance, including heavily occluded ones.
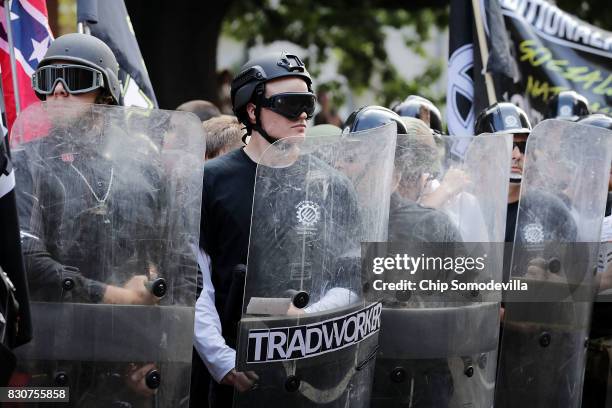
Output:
[303,287,359,313]
[193,249,236,382]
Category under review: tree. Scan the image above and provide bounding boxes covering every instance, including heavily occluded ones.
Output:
[126,0,448,109]
[556,0,612,32]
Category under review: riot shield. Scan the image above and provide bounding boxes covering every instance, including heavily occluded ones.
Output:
[369,132,511,408]
[233,123,397,407]
[9,101,205,407]
[495,119,612,408]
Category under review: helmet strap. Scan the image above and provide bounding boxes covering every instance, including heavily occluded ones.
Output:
[252,86,278,145]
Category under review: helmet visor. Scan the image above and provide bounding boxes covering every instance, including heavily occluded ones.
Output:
[32,64,104,95]
[261,92,316,120]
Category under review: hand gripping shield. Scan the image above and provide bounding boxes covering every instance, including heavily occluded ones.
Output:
[233,123,397,407]
[10,101,205,407]
[369,132,511,408]
[495,119,612,408]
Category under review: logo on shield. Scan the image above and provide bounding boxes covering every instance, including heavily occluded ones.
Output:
[296,200,320,228]
[522,222,544,244]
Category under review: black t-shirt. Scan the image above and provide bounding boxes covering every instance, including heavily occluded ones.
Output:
[14,133,162,302]
[505,201,519,243]
[201,148,256,336]
[201,148,361,341]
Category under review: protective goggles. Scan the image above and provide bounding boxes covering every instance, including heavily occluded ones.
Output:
[32,64,105,95]
[260,92,316,120]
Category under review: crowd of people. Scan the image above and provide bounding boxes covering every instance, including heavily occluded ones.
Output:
[1,31,612,408]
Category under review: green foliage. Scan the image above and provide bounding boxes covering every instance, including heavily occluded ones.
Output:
[223,0,449,108]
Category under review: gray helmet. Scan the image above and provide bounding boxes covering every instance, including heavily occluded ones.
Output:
[392,95,443,133]
[230,51,313,142]
[344,105,408,134]
[474,102,532,135]
[545,90,590,121]
[36,33,121,105]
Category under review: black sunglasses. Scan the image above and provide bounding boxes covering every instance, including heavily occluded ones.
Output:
[513,141,527,154]
[32,64,104,95]
[260,92,316,120]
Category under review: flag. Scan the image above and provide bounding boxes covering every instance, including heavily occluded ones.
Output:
[77,0,158,108]
[0,0,52,131]
[499,0,612,120]
[447,0,517,154]
[447,0,477,139]
[0,71,31,350]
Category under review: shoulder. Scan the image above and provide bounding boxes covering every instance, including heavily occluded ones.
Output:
[205,149,252,178]
[203,148,255,198]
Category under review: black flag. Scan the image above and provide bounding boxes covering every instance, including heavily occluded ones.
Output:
[447,0,518,155]
[499,0,612,122]
[77,0,158,108]
[447,0,478,139]
[0,72,32,352]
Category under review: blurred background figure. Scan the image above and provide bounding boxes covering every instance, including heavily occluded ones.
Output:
[314,89,343,127]
[203,115,244,160]
[217,70,234,114]
[177,100,222,122]
[306,124,342,138]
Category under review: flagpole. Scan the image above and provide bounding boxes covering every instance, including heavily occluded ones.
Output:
[77,22,91,35]
[4,0,20,114]
[471,0,497,105]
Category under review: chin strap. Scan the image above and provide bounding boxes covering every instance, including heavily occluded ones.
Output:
[250,86,278,145]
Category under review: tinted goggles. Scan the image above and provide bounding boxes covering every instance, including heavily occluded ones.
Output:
[513,140,527,154]
[260,92,316,120]
[32,64,104,95]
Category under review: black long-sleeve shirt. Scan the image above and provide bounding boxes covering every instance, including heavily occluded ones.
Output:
[13,132,162,303]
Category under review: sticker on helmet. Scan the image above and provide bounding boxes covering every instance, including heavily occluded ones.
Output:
[559,105,572,117]
[504,115,519,128]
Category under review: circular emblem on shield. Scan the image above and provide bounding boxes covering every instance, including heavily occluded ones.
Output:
[522,222,544,244]
[559,105,572,117]
[504,115,518,128]
[296,201,320,227]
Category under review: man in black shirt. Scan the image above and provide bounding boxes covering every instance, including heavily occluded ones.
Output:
[194,51,319,407]
[14,33,158,305]
[11,34,205,407]
[474,102,532,244]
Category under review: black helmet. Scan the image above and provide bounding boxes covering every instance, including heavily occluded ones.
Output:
[230,51,313,142]
[576,113,612,130]
[545,90,590,121]
[35,33,121,105]
[344,105,408,134]
[392,95,443,133]
[474,102,532,135]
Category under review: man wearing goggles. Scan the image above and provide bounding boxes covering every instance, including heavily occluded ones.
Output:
[31,33,120,105]
[193,51,320,407]
[13,33,161,406]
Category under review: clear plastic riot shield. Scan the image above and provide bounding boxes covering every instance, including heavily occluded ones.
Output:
[9,101,205,407]
[369,132,511,408]
[233,123,397,407]
[495,119,612,408]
